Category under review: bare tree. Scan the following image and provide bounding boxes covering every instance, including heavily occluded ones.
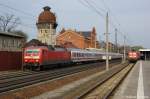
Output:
[0,14,20,32]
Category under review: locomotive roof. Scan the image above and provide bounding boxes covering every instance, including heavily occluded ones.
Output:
[25,46,48,49]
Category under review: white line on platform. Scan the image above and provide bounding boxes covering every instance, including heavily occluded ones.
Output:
[137,61,144,99]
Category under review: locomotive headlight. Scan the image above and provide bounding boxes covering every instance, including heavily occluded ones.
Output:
[25,59,28,62]
[35,59,39,62]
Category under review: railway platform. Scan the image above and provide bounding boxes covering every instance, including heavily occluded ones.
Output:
[111,61,150,99]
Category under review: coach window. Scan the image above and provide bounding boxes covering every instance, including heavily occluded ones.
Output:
[73,53,75,57]
[86,53,88,57]
[84,53,86,57]
[78,53,80,57]
[85,53,87,57]
[73,53,76,57]
[81,53,83,57]
[76,53,78,57]
[83,53,85,57]
[77,53,79,57]
[79,53,81,57]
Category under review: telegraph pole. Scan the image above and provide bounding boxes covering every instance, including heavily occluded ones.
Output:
[106,12,109,71]
[115,28,118,53]
[123,35,126,62]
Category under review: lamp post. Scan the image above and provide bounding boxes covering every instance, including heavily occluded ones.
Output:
[115,28,118,53]
[105,12,109,71]
[123,35,126,62]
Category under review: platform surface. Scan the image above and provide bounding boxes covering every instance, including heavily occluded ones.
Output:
[112,61,150,99]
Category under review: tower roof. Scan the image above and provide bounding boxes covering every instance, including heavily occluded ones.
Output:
[38,6,56,24]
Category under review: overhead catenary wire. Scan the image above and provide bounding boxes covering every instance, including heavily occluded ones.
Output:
[100,0,132,46]
[88,0,106,13]
[100,0,128,36]
[0,3,35,18]
[78,0,105,18]
[78,0,119,32]
[78,0,132,50]
[100,0,121,27]
[0,3,37,29]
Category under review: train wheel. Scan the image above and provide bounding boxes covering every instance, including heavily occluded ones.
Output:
[39,66,44,71]
[31,67,35,71]
[22,65,27,71]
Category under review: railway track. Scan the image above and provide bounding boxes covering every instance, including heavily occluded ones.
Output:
[0,60,121,94]
[78,63,135,99]
[0,71,37,80]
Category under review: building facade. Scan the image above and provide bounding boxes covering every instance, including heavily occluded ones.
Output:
[56,27,100,49]
[0,32,25,51]
[36,6,57,46]
[99,41,117,52]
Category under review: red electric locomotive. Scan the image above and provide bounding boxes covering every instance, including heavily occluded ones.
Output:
[127,51,140,62]
[24,46,70,70]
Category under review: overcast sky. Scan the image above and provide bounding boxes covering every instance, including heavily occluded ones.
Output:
[0,0,150,48]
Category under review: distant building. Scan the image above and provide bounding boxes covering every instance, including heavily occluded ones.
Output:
[99,41,117,52]
[99,41,106,50]
[0,31,25,51]
[56,27,100,49]
[36,6,57,46]
[108,42,116,52]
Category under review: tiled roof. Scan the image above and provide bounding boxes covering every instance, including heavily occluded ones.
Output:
[0,31,24,38]
[38,6,56,24]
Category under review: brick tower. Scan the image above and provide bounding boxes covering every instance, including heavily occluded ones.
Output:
[36,6,57,45]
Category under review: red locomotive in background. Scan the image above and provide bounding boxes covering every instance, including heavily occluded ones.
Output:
[127,51,140,62]
[23,46,123,70]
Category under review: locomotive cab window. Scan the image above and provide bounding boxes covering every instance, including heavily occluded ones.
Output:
[26,49,40,54]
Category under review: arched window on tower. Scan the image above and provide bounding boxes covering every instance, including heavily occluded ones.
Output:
[45,30,48,33]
